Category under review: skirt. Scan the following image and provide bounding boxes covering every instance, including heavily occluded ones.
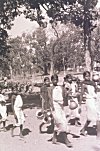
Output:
[14,107,25,126]
[86,98,97,122]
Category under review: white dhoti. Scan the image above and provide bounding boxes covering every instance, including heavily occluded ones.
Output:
[0,104,7,121]
[14,107,25,126]
[14,95,25,126]
[53,102,68,132]
[86,98,97,122]
[52,86,69,132]
[96,92,100,121]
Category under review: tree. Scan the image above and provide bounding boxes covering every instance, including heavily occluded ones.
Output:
[7,36,36,78]
[49,23,85,72]
[0,0,99,72]
[23,28,51,75]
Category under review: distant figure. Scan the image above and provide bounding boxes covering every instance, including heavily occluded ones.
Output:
[40,77,51,111]
[11,89,25,138]
[25,82,32,94]
[0,87,7,132]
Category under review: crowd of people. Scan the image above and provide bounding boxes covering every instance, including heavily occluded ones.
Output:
[0,71,100,148]
[37,71,100,148]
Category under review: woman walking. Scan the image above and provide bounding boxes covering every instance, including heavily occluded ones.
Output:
[48,74,72,148]
[80,71,97,136]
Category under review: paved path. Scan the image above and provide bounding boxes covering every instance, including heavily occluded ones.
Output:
[0,104,100,151]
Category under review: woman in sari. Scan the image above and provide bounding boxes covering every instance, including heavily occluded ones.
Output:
[80,71,97,136]
[48,74,72,148]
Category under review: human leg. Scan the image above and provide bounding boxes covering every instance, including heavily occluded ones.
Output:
[52,130,57,144]
[80,120,91,136]
[62,132,73,148]
[20,124,24,138]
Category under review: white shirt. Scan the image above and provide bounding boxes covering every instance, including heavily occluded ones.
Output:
[14,95,23,108]
[52,86,63,104]
[85,85,97,99]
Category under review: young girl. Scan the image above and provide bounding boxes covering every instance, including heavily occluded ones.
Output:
[48,74,72,148]
[80,71,97,136]
[64,74,81,126]
[39,77,54,133]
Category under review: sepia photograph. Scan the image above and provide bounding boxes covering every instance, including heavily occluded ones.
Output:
[0,0,100,151]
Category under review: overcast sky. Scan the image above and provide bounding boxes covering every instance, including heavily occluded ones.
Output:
[8,0,100,38]
[8,14,39,37]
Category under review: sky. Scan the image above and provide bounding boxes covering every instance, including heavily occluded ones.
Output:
[8,0,100,38]
[8,14,39,37]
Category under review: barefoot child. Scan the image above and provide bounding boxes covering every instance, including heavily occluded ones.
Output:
[39,77,54,133]
[64,74,81,126]
[11,89,25,138]
[80,71,97,136]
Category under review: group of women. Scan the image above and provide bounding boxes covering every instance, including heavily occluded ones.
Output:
[39,71,100,148]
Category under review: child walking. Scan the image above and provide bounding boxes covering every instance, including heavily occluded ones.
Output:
[64,74,81,126]
[11,88,25,138]
[39,77,54,133]
[80,71,97,136]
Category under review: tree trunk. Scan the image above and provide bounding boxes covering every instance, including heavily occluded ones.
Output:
[44,64,48,75]
[85,49,91,72]
[50,60,54,76]
[9,65,13,79]
[84,2,92,72]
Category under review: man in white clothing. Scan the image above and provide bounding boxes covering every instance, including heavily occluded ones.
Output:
[0,87,7,131]
[11,89,25,138]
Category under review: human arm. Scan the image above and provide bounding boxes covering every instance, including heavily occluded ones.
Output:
[47,87,55,111]
[79,82,85,105]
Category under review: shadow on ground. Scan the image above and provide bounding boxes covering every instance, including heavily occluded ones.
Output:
[22,128,32,136]
[6,124,13,131]
[87,126,97,136]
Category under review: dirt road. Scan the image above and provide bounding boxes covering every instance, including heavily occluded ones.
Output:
[0,104,100,151]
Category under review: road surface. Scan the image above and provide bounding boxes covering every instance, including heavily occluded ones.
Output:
[0,104,100,151]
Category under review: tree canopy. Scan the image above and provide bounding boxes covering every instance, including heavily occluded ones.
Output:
[0,0,99,73]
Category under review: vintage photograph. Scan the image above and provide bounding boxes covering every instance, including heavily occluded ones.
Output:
[0,0,100,151]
